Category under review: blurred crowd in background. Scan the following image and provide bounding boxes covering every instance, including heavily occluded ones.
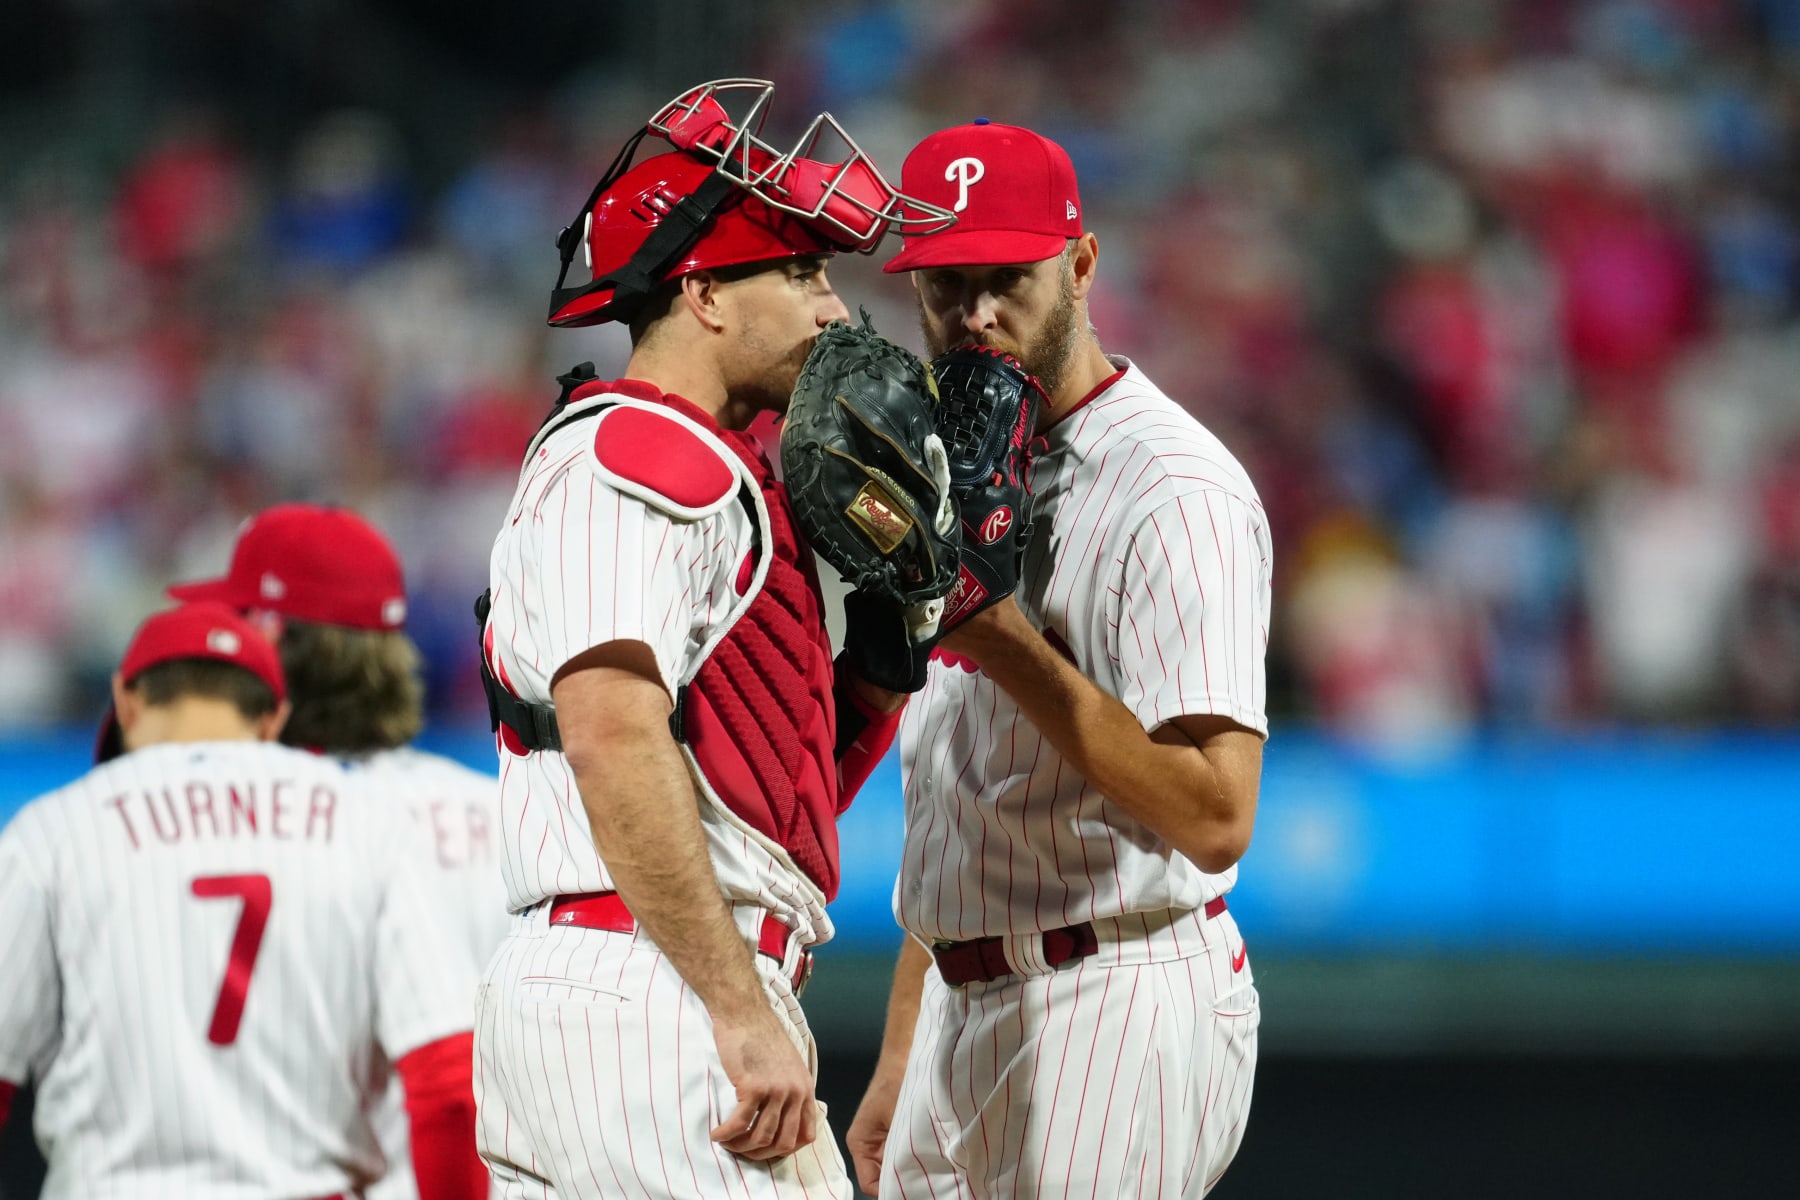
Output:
[1,0,1797,743]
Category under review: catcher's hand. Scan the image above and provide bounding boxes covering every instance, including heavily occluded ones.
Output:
[782,312,960,691]
[930,345,1048,630]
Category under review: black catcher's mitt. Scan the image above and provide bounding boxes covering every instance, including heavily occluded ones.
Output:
[930,345,1048,630]
[782,312,960,648]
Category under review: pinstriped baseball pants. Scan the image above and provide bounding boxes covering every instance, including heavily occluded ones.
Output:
[881,908,1259,1199]
[474,907,852,1200]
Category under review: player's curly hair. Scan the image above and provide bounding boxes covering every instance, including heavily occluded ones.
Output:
[276,619,424,756]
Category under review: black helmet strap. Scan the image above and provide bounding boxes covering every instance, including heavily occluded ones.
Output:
[548,128,744,327]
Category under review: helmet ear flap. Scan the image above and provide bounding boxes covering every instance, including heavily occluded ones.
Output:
[548,127,651,326]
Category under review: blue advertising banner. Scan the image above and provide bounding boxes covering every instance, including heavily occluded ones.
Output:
[4,729,1797,956]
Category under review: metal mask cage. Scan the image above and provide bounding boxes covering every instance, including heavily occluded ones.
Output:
[647,78,955,253]
[549,78,956,326]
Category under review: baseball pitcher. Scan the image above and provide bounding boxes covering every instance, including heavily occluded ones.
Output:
[847,119,1271,1199]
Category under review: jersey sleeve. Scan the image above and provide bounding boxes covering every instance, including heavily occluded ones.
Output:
[1110,489,1272,737]
[370,804,480,1062]
[531,464,741,694]
[0,806,63,1084]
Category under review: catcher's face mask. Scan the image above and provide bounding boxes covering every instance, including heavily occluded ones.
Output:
[549,78,954,328]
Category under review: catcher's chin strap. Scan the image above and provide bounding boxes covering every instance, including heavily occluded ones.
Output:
[476,384,760,753]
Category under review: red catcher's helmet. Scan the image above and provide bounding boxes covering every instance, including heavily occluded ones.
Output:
[550,152,837,328]
[548,78,954,328]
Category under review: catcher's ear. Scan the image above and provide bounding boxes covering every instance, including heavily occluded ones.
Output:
[678,269,729,333]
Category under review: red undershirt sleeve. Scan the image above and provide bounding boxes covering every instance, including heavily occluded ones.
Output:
[394,1032,486,1200]
[834,664,905,804]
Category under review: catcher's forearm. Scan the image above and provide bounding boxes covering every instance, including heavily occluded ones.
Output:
[554,666,769,1022]
[944,602,1252,872]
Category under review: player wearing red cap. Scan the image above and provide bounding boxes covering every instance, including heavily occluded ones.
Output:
[169,502,507,1200]
[846,120,1270,1198]
[0,604,485,1200]
[470,80,951,1200]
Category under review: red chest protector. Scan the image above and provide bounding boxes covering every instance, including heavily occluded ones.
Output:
[480,376,850,898]
[679,429,845,897]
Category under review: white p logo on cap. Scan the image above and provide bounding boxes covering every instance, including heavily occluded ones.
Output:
[206,629,242,656]
[945,156,985,212]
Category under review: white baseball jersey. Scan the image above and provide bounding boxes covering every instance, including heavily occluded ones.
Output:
[359,747,508,1200]
[483,392,831,943]
[476,389,855,1199]
[897,357,1273,942]
[0,740,475,1200]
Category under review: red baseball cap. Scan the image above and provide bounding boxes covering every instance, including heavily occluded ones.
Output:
[118,602,288,702]
[168,504,408,631]
[884,119,1083,273]
[97,602,289,762]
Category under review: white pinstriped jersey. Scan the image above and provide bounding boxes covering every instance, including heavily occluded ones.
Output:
[357,748,508,999]
[0,741,474,1200]
[484,392,834,946]
[897,358,1273,942]
[358,747,507,1200]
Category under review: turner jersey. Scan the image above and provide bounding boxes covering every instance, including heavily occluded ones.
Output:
[897,358,1273,942]
[0,740,474,1200]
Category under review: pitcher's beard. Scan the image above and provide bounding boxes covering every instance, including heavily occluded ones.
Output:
[919,280,1081,398]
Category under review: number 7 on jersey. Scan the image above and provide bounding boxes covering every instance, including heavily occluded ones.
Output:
[190,874,273,1046]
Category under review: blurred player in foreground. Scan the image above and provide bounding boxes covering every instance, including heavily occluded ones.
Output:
[169,501,508,1200]
[847,119,1271,1198]
[0,602,486,1200]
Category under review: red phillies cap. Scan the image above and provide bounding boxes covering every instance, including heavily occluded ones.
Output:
[96,602,287,763]
[168,504,408,631]
[118,602,288,703]
[884,119,1082,273]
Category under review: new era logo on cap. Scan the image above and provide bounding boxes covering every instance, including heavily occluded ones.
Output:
[205,628,243,656]
[885,119,1083,272]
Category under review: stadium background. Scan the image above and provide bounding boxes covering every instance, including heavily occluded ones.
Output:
[2,0,1797,1195]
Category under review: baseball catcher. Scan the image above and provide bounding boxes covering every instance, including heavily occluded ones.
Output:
[473,78,961,1199]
